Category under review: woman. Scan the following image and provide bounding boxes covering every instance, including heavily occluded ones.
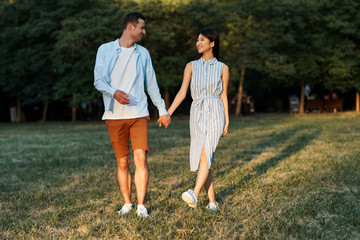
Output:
[167,28,229,211]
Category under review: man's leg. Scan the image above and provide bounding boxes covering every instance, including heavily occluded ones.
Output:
[129,117,150,205]
[133,149,148,205]
[117,154,132,204]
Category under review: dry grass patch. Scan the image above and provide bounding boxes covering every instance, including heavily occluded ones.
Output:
[1,114,359,239]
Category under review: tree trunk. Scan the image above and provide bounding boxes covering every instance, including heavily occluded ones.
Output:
[235,64,246,117]
[356,90,359,113]
[72,95,77,122]
[299,82,305,114]
[16,94,22,122]
[41,99,48,122]
[164,87,170,109]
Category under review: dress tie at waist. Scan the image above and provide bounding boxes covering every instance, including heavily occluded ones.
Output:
[193,96,220,112]
[193,96,220,124]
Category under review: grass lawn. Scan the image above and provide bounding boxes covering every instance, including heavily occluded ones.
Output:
[1,113,359,239]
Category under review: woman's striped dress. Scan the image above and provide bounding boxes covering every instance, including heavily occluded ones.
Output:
[189,57,225,171]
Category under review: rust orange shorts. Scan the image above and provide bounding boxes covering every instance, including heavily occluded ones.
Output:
[105,116,150,159]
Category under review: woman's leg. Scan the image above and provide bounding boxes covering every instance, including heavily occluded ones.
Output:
[205,170,215,203]
[193,145,209,199]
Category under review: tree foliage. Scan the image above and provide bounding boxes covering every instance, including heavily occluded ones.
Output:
[1,0,359,121]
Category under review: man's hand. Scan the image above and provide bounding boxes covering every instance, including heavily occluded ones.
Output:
[157,114,171,129]
[114,90,130,104]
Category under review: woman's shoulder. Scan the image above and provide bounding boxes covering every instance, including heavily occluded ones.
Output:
[221,63,229,70]
[216,60,228,70]
[188,60,199,69]
[191,58,201,64]
[215,59,225,65]
[184,62,193,73]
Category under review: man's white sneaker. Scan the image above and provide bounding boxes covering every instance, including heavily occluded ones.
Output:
[118,204,133,215]
[181,189,198,208]
[136,205,149,218]
[206,202,219,212]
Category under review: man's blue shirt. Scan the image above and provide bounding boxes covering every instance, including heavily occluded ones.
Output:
[94,39,168,117]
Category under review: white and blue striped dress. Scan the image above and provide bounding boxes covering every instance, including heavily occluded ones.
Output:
[189,57,225,171]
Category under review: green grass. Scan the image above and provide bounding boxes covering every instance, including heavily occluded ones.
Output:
[1,113,359,239]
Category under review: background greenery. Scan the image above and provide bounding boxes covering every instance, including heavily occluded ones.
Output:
[1,0,360,121]
[1,114,359,238]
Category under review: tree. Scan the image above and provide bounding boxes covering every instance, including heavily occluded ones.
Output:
[221,0,255,116]
[138,0,189,110]
[138,0,229,111]
[0,0,137,122]
[0,0,78,122]
[53,0,135,121]
[2,0,359,121]
[0,0,33,122]
[319,0,360,112]
[234,0,327,114]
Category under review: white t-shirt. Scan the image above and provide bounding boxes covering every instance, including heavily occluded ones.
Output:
[102,46,138,119]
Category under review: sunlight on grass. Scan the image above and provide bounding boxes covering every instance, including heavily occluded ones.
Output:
[1,114,359,239]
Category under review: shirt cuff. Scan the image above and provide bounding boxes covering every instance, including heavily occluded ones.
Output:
[109,87,117,97]
[158,108,169,116]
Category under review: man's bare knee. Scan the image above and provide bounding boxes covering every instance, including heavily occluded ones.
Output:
[134,150,147,169]
[117,155,130,171]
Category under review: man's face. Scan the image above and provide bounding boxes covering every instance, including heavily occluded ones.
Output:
[131,19,146,42]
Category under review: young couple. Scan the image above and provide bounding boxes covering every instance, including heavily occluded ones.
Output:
[94,12,229,218]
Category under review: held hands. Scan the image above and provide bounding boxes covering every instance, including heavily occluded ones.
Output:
[114,90,130,105]
[157,114,171,129]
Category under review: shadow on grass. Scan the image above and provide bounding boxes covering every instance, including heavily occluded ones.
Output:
[150,124,308,208]
[215,125,306,179]
[283,187,360,239]
[216,128,322,204]
[146,118,283,180]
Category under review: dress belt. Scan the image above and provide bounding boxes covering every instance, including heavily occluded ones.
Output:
[192,96,220,123]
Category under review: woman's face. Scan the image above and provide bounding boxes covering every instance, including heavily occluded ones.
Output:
[196,34,214,54]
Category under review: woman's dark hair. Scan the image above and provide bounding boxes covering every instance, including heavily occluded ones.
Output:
[196,28,220,60]
[122,12,145,31]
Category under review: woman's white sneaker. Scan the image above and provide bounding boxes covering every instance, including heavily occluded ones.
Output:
[118,204,133,215]
[182,189,198,208]
[136,205,149,218]
[206,202,219,212]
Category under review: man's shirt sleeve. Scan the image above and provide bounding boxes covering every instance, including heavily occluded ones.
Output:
[94,44,117,98]
[144,51,168,116]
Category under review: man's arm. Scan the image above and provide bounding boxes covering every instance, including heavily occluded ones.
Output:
[94,45,118,98]
[144,52,171,127]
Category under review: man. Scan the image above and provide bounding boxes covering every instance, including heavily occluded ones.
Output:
[94,12,171,218]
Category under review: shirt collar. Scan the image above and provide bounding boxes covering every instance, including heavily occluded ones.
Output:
[200,57,217,65]
[114,39,138,53]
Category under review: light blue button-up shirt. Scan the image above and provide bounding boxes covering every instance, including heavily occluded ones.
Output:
[94,39,168,117]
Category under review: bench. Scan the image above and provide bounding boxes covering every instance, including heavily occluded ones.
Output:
[306,99,343,113]
[323,99,343,112]
[305,99,323,112]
